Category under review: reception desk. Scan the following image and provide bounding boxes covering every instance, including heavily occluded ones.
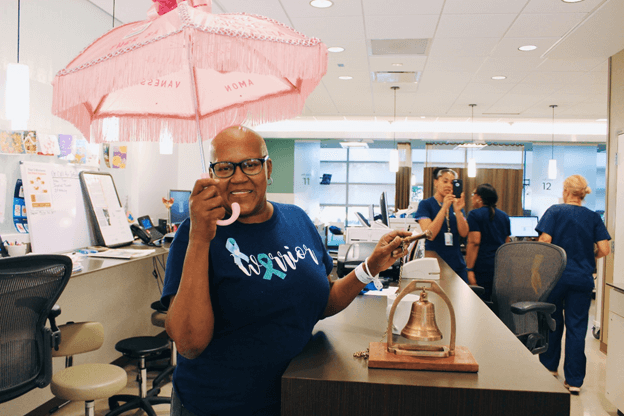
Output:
[282,253,570,416]
[0,244,169,416]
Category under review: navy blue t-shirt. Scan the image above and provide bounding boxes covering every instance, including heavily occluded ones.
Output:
[162,202,333,416]
[415,197,467,279]
[466,207,511,275]
[536,204,610,289]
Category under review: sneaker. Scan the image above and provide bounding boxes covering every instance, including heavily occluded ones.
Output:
[564,381,581,394]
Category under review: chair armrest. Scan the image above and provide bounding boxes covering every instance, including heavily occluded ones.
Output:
[469,285,485,298]
[511,301,556,316]
[48,305,62,351]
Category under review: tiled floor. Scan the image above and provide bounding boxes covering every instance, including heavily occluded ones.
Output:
[50,298,620,416]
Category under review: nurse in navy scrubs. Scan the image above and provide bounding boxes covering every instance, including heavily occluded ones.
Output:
[415,168,469,281]
[536,174,611,394]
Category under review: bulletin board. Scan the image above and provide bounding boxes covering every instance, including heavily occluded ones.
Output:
[20,161,96,253]
[79,171,134,248]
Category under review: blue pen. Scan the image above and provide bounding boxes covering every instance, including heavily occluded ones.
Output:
[77,249,98,254]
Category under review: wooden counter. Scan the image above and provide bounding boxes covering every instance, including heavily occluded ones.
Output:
[282,253,570,416]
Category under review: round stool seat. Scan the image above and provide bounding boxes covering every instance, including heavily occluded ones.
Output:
[115,336,169,357]
[151,311,166,328]
[51,363,127,401]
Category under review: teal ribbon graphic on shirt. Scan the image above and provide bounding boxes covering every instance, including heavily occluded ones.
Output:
[226,238,249,268]
[257,253,286,280]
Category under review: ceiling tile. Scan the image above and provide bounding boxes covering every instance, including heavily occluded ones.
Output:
[365,14,438,39]
[491,37,559,57]
[436,14,516,38]
[480,56,545,72]
[442,0,527,14]
[425,56,487,73]
[506,13,587,38]
[523,0,606,14]
[429,37,499,57]
[291,16,365,44]
[281,0,363,18]
[362,0,444,15]
[522,71,584,85]
[537,58,606,72]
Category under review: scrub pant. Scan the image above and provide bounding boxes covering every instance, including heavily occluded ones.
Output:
[539,280,593,388]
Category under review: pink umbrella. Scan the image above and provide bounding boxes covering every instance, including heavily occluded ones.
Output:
[52,0,327,224]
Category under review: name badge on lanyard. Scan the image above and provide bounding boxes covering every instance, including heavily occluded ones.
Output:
[444,232,453,246]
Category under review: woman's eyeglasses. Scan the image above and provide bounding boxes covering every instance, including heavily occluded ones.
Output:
[210,155,269,179]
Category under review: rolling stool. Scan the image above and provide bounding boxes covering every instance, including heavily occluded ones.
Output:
[150,300,176,388]
[107,337,171,416]
[50,322,127,416]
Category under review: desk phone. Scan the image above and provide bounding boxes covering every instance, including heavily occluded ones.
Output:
[132,215,165,245]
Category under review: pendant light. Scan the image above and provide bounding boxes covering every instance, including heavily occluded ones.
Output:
[5,0,30,130]
[389,86,399,173]
[467,104,477,178]
[548,105,557,180]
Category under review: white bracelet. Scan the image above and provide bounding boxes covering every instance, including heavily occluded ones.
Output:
[354,263,372,285]
[364,257,383,290]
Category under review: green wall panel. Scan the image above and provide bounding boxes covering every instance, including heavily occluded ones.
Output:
[265,139,294,194]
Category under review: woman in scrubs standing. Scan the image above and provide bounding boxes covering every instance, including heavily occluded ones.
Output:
[536,174,611,394]
[415,168,469,281]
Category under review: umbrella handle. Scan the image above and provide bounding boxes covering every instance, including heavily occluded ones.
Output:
[200,173,240,226]
[216,203,240,226]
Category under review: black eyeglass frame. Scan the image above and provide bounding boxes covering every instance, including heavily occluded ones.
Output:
[209,155,269,179]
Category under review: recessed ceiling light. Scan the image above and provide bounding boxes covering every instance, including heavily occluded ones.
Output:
[420,116,426,119]
[327,46,344,53]
[338,76,353,80]
[562,0,584,3]
[392,63,403,67]
[491,76,506,80]
[310,0,333,8]
[518,45,537,52]
[596,118,607,122]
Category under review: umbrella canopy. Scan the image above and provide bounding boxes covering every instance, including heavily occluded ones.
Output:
[52,0,327,147]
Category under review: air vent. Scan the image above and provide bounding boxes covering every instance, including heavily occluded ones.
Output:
[370,39,429,55]
[373,71,420,83]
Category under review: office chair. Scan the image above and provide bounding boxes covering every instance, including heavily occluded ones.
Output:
[148,299,176,389]
[490,241,567,355]
[50,322,127,416]
[0,254,72,404]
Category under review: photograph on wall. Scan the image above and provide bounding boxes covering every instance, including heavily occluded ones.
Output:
[112,146,127,169]
[0,130,25,154]
[58,134,74,159]
[73,138,88,164]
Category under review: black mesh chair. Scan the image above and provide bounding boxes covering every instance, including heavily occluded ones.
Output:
[491,241,567,355]
[0,254,72,403]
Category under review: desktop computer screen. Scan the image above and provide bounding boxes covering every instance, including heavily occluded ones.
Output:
[509,216,539,238]
[169,189,191,225]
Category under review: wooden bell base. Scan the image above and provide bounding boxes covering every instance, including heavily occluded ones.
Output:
[367,342,479,373]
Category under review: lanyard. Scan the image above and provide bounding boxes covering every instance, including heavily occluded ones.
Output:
[437,199,451,233]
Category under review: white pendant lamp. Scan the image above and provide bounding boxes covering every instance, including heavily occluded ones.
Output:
[389,86,399,173]
[467,104,477,178]
[5,0,29,130]
[548,105,557,180]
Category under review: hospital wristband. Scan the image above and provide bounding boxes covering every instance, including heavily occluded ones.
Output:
[354,263,373,285]
[364,257,383,290]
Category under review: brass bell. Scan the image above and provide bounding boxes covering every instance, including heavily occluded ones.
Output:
[400,288,443,341]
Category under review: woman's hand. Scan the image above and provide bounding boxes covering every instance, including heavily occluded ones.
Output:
[188,178,226,245]
[366,230,413,276]
[442,193,455,211]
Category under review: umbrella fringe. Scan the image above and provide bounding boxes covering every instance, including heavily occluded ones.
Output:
[82,89,307,143]
[52,33,326,115]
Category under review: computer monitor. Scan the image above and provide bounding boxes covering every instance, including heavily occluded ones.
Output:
[355,212,371,228]
[509,216,539,238]
[379,192,390,227]
[169,189,191,225]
